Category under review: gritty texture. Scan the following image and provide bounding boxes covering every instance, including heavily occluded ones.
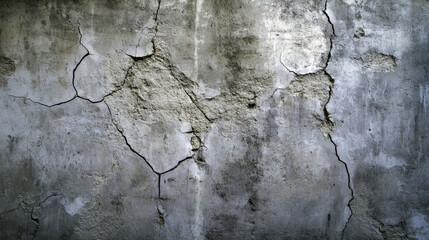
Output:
[0,0,428,239]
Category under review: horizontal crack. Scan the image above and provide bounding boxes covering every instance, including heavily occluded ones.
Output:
[7,94,77,108]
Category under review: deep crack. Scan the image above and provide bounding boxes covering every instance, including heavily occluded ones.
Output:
[322,1,354,238]
[279,1,355,238]
[329,134,355,239]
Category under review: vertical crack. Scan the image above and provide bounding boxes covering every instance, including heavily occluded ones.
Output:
[72,26,91,101]
[322,1,354,238]
[126,0,161,61]
[329,133,355,239]
[152,0,162,56]
[29,193,62,240]
[157,174,162,199]
[30,206,40,240]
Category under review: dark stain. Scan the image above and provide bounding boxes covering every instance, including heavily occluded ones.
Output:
[352,163,421,229]
[208,0,261,93]
[206,214,238,239]
[214,136,263,201]
[0,56,16,88]
[34,197,77,239]
[185,0,196,30]
[103,0,120,10]
[109,194,124,215]
[195,152,210,173]
[157,207,165,226]
[0,136,37,200]
[247,193,259,211]
[263,104,279,142]
[247,102,256,109]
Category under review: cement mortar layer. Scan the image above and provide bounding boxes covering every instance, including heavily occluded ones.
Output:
[0,0,428,239]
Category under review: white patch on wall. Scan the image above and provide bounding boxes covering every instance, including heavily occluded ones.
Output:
[343,0,364,5]
[61,197,88,216]
[419,84,429,116]
[409,213,429,240]
[368,152,407,169]
[280,25,329,75]
[196,81,221,100]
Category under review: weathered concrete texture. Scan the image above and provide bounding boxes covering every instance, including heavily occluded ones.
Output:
[0,0,428,239]
[327,0,429,239]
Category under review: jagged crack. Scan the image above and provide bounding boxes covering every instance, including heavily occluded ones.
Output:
[322,1,354,238]
[329,134,355,239]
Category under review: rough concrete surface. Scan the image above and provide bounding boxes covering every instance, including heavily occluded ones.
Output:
[0,0,428,239]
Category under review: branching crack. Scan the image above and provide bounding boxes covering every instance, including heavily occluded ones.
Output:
[104,101,157,174]
[11,6,196,202]
[9,25,135,108]
[0,194,61,239]
[8,26,90,108]
[8,1,193,218]
[104,101,194,199]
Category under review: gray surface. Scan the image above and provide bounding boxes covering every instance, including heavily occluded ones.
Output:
[0,0,428,239]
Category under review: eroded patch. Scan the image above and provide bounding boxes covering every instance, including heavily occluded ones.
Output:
[357,51,397,72]
[287,72,332,103]
[106,56,211,173]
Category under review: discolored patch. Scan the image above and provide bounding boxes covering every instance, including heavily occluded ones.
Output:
[357,51,397,72]
[105,56,212,173]
[287,72,332,103]
[0,56,15,88]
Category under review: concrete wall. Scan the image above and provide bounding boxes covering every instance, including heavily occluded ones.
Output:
[0,0,428,239]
